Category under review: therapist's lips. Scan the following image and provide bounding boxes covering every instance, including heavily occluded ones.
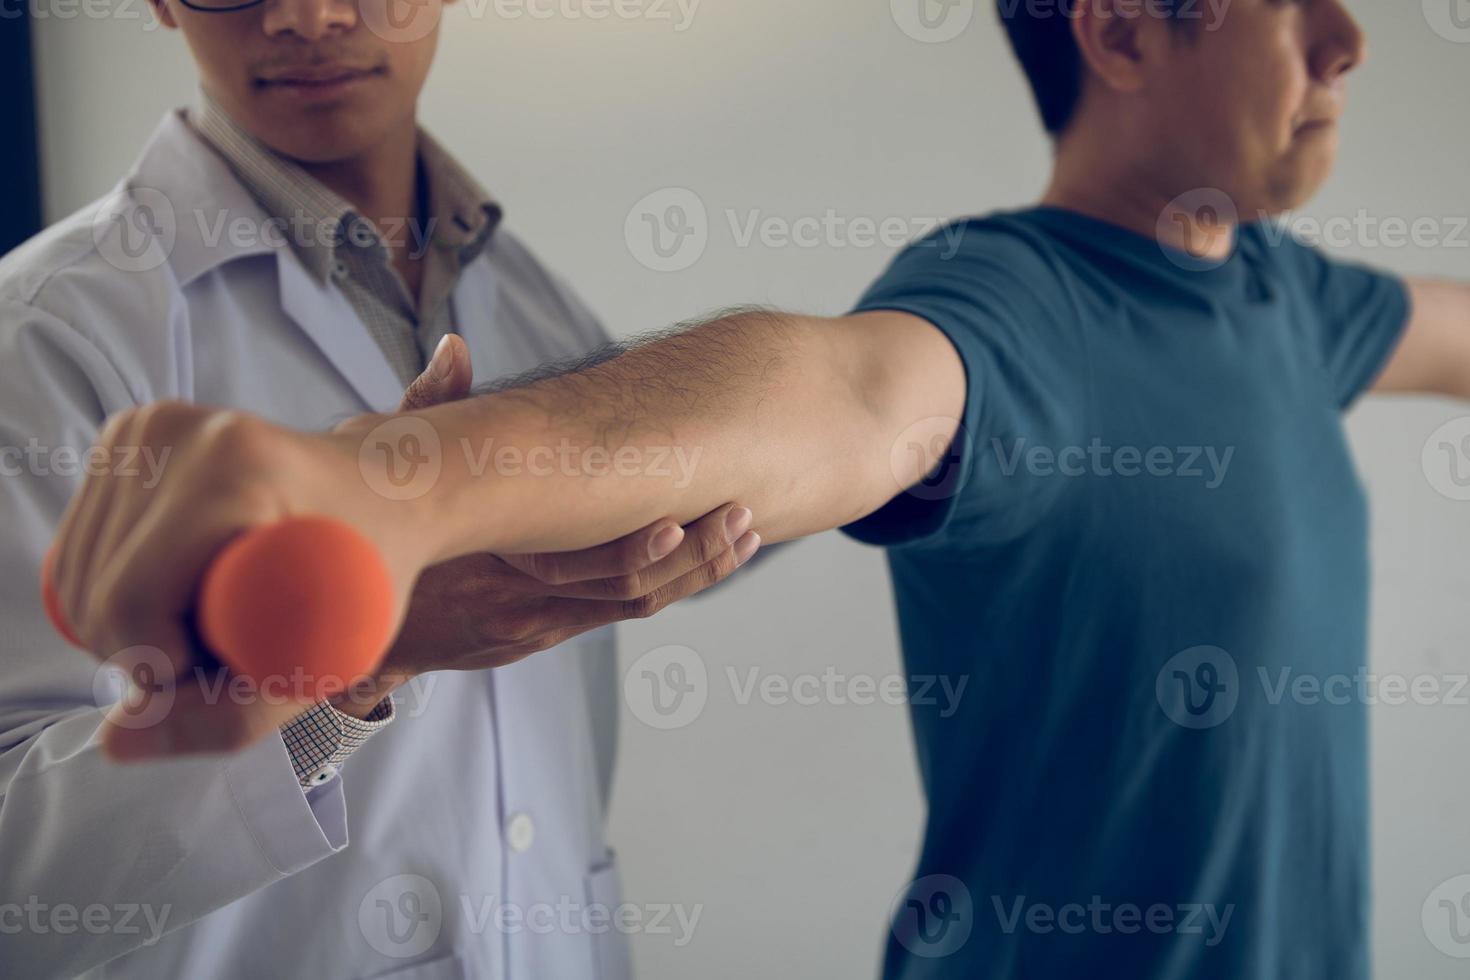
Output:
[255,64,386,101]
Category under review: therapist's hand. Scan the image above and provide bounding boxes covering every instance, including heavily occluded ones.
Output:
[331,335,760,717]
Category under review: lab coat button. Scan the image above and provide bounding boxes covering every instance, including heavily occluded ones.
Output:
[506,813,535,853]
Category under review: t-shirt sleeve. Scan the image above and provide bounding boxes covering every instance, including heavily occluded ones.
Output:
[1277,235,1411,409]
[841,222,1084,550]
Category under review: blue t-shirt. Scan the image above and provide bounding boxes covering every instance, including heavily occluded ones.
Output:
[846,207,1410,980]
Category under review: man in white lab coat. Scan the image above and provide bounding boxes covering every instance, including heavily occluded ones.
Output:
[0,0,756,976]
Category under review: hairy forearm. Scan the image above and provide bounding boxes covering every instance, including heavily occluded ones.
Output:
[408,308,956,559]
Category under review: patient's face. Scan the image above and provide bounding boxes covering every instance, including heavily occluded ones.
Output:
[1137,0,1366,217]
[151,0,445,164]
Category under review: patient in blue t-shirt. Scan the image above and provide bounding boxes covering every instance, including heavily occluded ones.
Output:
[836,2,1455,978]
[847,206,1404,980]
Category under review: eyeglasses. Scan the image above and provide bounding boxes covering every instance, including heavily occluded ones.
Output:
[178,0,268,10]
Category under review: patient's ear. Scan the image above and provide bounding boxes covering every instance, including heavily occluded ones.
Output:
[1070,0,1153,96]
[147,0,181,30]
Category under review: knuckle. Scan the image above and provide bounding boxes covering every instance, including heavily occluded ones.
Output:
[98,406,141,447]
[495,612,542,647]
[620,593,660,620]
[399,381,431,411]
[621,534,655,570]
[134,400,200,445]
[538,629,577,651]
[516,553,563,586]
[679,555,732,599]
[706,548,740,582]
[204,411,273,462]
[197,415,292,509]
[691,523,731,564]
[682,566,721,599]
[601,571,649,601]
[127,403,167,443]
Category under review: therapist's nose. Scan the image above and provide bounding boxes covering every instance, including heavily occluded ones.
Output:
[262,0,357,40]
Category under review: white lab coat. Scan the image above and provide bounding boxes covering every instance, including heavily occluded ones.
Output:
[0,111,629,980]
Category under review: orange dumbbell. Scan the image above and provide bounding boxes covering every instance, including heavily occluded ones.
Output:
[42,516,396,701]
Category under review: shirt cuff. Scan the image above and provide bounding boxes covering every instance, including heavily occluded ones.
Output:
[280,696,395,790]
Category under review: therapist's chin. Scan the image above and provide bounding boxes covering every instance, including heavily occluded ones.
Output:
[243,82,399,164]
[249,120,392,166]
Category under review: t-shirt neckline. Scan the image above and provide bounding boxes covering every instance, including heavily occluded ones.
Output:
[1021,204,1263,299]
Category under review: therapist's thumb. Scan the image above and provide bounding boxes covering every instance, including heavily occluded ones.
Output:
[400,333,473,412]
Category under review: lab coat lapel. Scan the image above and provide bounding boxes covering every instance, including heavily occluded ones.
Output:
[135,111,408,413]
[452,260,503,385]
[276,250,407,413]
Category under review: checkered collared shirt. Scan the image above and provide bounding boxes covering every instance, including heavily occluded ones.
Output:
[187,94,501,789]
[282,698,396,790]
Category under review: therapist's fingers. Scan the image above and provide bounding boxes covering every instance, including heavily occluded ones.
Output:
[83,406,283,679]
[53,407,137,652]
[54,408,201,683]
[398,334,473,412]
[525,503,755,600]
[86,412,186,659]
[502,503,751,592]
[529,533,761,630]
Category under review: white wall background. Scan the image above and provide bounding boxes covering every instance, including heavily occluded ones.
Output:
[27,1,1470,976]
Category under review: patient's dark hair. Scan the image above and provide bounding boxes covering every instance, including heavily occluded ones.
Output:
[997,0,1190,136]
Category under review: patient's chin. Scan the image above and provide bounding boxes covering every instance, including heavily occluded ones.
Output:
[1255,167,1330,220]
[1269,145,1337,212]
